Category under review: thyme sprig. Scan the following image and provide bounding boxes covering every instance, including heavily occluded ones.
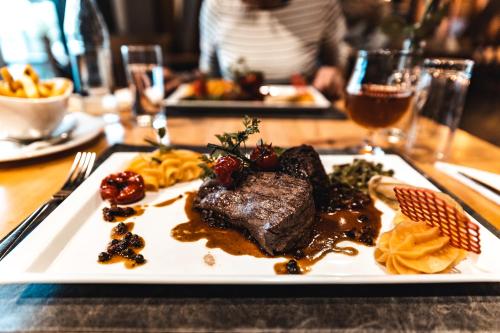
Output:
[199,116,261,178]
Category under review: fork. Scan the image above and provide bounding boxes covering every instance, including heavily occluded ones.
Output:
[0,152,96,261]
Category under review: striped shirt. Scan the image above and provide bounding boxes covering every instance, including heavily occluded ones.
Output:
[199,0,348,82]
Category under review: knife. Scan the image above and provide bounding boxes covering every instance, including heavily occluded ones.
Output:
[458,171,500,197]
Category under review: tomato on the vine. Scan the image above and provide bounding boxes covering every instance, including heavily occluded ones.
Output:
[213,155,243,187]
[250,144,279,171]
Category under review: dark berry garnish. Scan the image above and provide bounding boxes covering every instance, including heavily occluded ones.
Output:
[357,215,369,223]
[286,259,301,274]
[129,235,144,248]
[107,239,127,254]
[113,222,128,235]
[120,248,136,259]
[103,205,136,222]
[98,252,111,262]
[345,229,356,239]
[134,254,145,264]
[349,201,363,210]
[124,232,133,241]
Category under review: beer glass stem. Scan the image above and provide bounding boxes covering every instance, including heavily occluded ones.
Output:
[360,130,383,155]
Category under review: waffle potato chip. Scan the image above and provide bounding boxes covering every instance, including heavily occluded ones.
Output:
[394,186,481,253]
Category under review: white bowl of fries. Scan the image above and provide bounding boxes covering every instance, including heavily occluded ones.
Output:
[0,65,73,139]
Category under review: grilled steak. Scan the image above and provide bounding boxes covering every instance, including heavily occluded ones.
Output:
[194,172,315,255]
[279,145,330,207]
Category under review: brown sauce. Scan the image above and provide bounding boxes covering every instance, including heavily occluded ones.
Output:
[172,191,382,274]
[274,206,381,274]
[154,194,184,207]
[171,192,267,258]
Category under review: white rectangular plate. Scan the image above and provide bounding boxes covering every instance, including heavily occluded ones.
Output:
[164,84,331,110]
[0,153,499,284]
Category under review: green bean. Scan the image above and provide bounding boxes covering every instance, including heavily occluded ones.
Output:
[329,159,394,193]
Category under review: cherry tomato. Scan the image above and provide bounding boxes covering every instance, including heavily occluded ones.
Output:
[250,144,279,171]
[100,171,145,204]
[213,155,243,187]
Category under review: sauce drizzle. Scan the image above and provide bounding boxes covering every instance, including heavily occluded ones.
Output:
[172,191,382,274]
[154,194,184,207]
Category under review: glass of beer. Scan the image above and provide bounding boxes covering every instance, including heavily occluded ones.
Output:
[345,50,414,154]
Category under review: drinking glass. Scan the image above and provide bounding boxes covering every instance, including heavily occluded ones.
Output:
[345,50,414,154]
[121,45,165,128]
[405,58,474,162]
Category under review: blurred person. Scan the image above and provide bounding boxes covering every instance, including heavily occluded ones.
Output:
[199,0,349,99]
[340,0,390,50]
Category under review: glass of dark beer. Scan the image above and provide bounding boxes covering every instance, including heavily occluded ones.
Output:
[346,50,414,154]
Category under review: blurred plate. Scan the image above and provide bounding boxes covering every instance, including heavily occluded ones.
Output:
[164,84,331,112]
[0,112,105,163]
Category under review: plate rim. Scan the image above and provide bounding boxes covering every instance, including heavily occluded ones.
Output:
[0,112,105,163]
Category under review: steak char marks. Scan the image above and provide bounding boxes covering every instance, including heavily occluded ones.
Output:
[194,172,315,255]
[279,145,330,207]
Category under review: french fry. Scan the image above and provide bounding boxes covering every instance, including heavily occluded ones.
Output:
[0,81,15,97]
[15,88,26,98]
[37,83,51,97]
[19,74,39,98]
[11,80,22,91]
[40,81,55,90]
[0,67,21,91]
[0,65,70,98]
[51,80,69,96]
[23,64,39,83]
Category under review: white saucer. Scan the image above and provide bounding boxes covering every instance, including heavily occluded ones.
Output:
[0,112,105,163]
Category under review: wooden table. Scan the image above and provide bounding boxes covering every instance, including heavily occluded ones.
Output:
[1,113,499,332]
[0,114,499,239]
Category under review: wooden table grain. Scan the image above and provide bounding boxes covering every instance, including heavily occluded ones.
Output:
[0,114,499,239]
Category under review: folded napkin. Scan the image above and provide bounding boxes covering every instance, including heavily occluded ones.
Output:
[435,162,500,205]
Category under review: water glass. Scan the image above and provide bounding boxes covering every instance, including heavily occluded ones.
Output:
[121,45,165,127]
[405,58,474,162]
